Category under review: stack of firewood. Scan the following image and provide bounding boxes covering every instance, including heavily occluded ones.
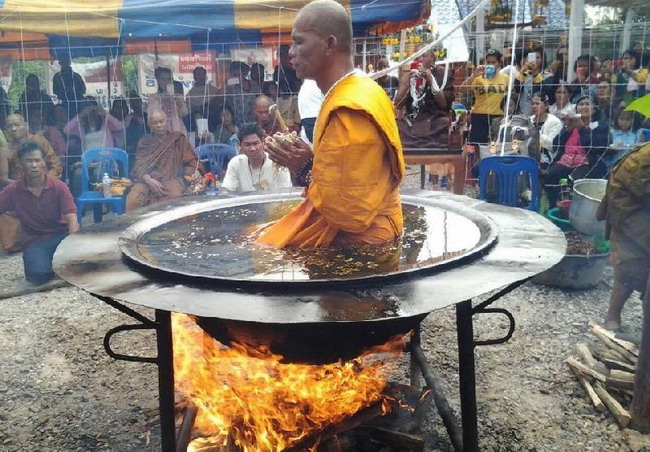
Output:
[565,322,639,427]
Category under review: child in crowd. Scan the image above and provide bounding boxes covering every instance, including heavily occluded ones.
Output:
[604,109,642,171]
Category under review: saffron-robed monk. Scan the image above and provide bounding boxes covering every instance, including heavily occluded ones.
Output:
[259,0,404,248]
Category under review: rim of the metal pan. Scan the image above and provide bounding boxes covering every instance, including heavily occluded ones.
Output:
[117,193,499,288]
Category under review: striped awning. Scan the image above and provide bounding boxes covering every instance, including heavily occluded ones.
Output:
[0,0,430,58]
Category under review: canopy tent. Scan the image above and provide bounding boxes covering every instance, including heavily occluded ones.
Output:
[0,0,431,60]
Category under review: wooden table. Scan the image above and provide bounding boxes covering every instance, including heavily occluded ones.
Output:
[403,148,466,194]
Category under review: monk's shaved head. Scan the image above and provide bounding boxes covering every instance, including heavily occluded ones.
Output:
[254,95,273,108]
[148,110,167,123]
[6,114,26,125]
[295,0,353,55]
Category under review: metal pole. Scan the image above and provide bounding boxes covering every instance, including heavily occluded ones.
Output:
[362,38,367,72]
[476,3,485,65]
[410,324,422,388]
[456,300,478,452]
[566,0,584,82]
[156,310,177,452]
[621,9,635,55]
[106,55,112,110]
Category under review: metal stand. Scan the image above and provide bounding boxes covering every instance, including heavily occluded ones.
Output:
[99,296,177,451]
[100,279,524,452]
[409,281,522,451]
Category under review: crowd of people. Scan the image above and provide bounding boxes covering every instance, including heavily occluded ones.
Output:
[0,31,649,286]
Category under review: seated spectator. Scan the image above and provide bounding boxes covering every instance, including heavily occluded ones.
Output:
[460,49,509,145]
[600,58,614,82]
[125,94,148,162]
[596,78,616,125]
[18,74,54,122]
[490,94,521,143]
[513,47,546,116]
[187,109,215,148]
[147,67,189,135]
[546,95,609,205]
[500,48,523,79]
[64,97,125,152]
[570,55,598,102]
[604,109,642,171]
[253,95,288,137]
[212,104,239,147]
[126,111,203,211]
[0,141,78,285]
[530,93,563,168]
[226,61,259,126]
[110,97,130,124]
[0,114,62,187]
[273,45,302,132]
[26,106,66,158]
[375,58,399,99]
[612,49,648,106]
[549,84,576,119]
[186,66,220,118]
[221,124,291,193]
[544,46,569,97]
[395,47,454,148]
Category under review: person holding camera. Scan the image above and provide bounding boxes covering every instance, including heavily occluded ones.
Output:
[460,49,510,145]
[394,47,454,149]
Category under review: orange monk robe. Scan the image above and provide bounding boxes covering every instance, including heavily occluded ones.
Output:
[258,74,405,248]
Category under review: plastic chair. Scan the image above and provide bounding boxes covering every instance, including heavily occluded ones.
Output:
[75,147,129,225]
[195,143,236,179]
[478,155,540,211]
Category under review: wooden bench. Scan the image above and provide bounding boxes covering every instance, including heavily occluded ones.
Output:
[403,147,466,194]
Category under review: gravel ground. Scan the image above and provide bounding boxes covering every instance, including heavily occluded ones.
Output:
[1,170,648,451]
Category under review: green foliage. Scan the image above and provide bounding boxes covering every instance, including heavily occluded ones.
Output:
[121,56,139,95]
[7,61,45,112]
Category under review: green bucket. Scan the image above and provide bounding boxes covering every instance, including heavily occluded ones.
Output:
[546,207,572,231]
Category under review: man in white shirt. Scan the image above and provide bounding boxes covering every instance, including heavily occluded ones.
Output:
[297,79,324,144]
[221,124,292,193]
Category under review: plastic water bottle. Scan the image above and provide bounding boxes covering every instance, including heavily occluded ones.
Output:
[102,172,111,198]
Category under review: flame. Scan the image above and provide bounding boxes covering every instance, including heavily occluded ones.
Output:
[171,313,407,451]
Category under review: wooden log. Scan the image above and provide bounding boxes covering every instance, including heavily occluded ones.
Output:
[607,378,635,392]
[285,401,386,452]
[593,347,630,366]
[593,382,632,427]
[599,356,636,373]
[356,425,425,451]
[631,282,650,433]
[565,356,607,383]
[610,369,636,382]
[590,322,639,356]
[576,374,606,412]
[576,343,598,368]
[591,327,638,364]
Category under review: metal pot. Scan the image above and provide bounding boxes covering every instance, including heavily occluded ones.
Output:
[531,252,609,289]
[569,179,607,237]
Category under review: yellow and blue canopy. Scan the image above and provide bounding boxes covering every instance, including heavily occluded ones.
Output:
[0,0,430,59]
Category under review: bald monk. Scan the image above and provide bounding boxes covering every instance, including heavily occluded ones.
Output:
[0,114,63,252]
[259,0,404,248]
[253,94,289,137]
[0,114,62,186]
[126,110,202,211]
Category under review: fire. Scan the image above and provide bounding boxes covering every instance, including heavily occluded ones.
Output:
[171,313,407,451]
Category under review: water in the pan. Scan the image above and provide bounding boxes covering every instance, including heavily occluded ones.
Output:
[135,201,482,281]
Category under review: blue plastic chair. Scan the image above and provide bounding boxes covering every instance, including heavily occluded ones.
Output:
[75,148,129,225]
[196,143,236,178]
[478,155,540,211]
